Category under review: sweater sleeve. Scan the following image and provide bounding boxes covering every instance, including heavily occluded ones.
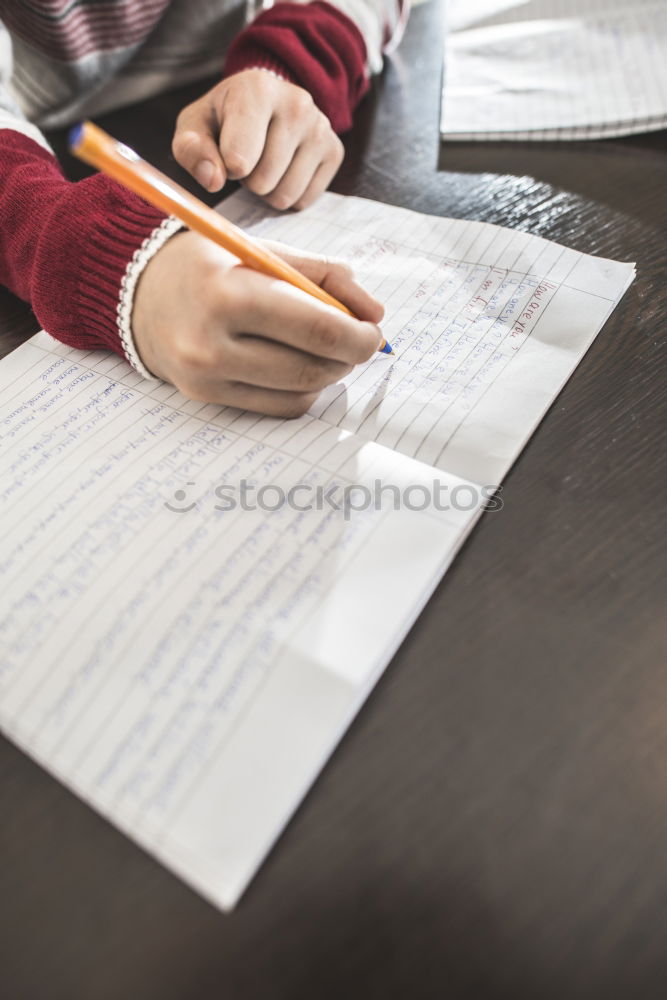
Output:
[0,130,179,361]
[223,0,409,133]
[0,22,175,369]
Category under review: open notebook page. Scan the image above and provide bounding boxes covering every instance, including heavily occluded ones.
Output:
[221,191,635,485]
[0,191,633,910]
[441,0,667,140]
[0,334,481,910]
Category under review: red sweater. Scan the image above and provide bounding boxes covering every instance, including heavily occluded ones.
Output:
[0,1,402,368]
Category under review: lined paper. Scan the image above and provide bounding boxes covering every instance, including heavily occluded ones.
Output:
[0,333,479,909]
[0,191,634,909]
[441,0,667,140]
[222,191,635,484]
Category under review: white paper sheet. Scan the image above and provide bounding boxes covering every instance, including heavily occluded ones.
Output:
[441,0,667,140]
[0,192,634,909]
[223,191,635,484]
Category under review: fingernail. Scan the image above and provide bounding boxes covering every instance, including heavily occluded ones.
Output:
[194,159,215,189]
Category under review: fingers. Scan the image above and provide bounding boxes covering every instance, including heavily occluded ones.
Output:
[176,335,351,416]
[217,72,319,186]
[318,261,385,325]
[289,152,343,210]
[221,267,383,365]
[219,385,319,418]
[261,242,385,324]
[182,376,319,418]
[172,101,226,192]
[171,330,350,417]
[223,335,353,392]
[173,70,345,208]
[219,80,341,209]
[241,116,316,204]
[217,76,275,180]
[251,124,344,210]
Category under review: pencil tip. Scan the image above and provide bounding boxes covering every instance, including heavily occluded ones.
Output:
[380,340,394,355]
[68,122,84,151]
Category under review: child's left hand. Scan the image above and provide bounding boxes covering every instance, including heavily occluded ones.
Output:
[172,69,344,210]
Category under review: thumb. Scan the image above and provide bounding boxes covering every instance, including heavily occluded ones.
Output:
[172,100,226,192]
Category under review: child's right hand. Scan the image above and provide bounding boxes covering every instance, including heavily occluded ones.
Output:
[131,230,384,417]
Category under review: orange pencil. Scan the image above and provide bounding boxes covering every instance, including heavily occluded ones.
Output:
[69,121,393,354]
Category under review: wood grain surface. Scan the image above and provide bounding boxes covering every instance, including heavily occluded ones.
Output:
[1,2,666,997]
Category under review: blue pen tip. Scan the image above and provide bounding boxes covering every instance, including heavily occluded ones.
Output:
[68,123,84,151]
[380,340,394,355]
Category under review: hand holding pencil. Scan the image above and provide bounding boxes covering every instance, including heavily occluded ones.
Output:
[70,121,390,418]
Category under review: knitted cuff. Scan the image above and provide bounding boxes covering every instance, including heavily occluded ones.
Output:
[0,130,174,367]
[0,129,180,375]
[118,215,185,379]
[33,173,170,359]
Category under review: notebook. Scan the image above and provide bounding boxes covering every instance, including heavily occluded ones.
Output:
[0,191,635,910]
[441,0,667,140]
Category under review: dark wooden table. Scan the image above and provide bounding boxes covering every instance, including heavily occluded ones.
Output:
[2,2,667,997]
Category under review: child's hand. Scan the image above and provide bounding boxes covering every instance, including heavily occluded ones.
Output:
[172,70,344,210]
[131,232,384,417]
